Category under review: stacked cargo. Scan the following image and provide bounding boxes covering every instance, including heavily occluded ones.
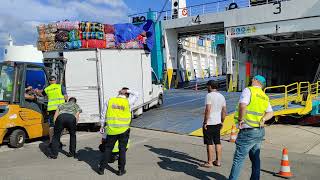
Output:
[36,20,153,51]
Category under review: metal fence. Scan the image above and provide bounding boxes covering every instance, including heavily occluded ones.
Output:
[128,0,291,22]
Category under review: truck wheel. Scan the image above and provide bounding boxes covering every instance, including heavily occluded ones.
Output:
[156,95,163,108]
[9,129,26,148]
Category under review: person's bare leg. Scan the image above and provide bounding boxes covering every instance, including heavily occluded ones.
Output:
[215,144,222,165]
[207,144,214,164]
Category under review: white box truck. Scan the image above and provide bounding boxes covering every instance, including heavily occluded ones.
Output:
[43,49,163,124]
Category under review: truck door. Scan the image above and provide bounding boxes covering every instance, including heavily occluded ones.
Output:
[63,51,101,123]
[141,53,153,103]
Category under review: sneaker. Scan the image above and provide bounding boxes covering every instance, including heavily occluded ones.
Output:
[66,152,77,158]
[48,154,57,159]
[97,165,105,175]
[117,169,126,176]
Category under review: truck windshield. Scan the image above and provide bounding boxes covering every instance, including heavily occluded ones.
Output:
[0,64,15,102]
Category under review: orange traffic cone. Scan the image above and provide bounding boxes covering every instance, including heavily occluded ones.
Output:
[229,125,237,143]
[274,148,294,179]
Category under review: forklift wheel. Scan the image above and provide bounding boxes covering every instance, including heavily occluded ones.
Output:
[9,129,26,148]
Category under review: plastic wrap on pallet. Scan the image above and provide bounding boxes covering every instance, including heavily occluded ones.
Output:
[37,41,45,51]
[37,23,58,34]
[106,41,116,48]
[105,34,115,42]
[119,41,143,49]
[80,32,104,40]
[37,41,56,51]
[141,20,155,51]
[69,30,80,41]
[55,30,69,42]
[114,23,144,44]
[80,22,103,32]
[104,24,115,34]
[56,21,79,31]
[38,33,56,42]
[66,40,82,50]
[114,20,154,51]
[81,40,106,49]
[55,41,66,50]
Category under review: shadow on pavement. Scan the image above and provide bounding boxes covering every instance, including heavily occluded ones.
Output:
[76,147,118,174]
[39,142,68,158]
[145,145,206,166]
[261,169,276,175]
[145,145,227,180]
[39,142,51,158]
[77,147,101,172]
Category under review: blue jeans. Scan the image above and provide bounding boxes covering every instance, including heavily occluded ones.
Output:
[229,128,265,180]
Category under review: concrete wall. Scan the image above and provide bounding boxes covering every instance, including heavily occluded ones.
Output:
[163,0,320,30]
[164,29,178,69]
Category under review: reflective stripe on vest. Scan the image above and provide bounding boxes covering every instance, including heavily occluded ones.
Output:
[112,140,130,153]
[105,97,131,135]
[234,86,269,128]
[45,84,65,111]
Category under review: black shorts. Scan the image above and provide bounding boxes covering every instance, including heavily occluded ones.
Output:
[203,124,222,145]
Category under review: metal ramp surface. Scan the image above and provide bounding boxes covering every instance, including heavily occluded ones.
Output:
[131,90,241,135]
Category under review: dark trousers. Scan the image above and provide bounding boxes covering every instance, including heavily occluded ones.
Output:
[51,113,77,156]
[100,129,130,171]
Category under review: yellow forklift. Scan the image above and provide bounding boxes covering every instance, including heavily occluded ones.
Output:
[0,61,63,148]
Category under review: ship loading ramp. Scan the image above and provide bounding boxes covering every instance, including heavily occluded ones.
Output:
[132,80,319,137]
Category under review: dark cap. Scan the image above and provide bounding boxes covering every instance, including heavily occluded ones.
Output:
[207,80,219,89]
[49,76,56,81]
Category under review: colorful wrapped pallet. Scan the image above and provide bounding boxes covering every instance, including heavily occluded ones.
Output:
[56,21,79,31]
[81,40,106,49]
[119,41,143,49]
[104,24,115,34]
[69,30,80,41]
[80,32,104,40]
[106,41,116,48]
[66,40,82,50]
[55,30,69,42]
[38,33,56,42]
[105,34,115,42]
[80,22,103,32]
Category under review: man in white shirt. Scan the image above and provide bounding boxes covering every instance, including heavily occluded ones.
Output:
[202,80,227,168]
[229,75,274,180]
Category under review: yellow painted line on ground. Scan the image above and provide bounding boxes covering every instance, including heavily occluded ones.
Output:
[190,113,236,137]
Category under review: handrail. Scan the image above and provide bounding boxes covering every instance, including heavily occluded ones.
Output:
[264,80,320,112]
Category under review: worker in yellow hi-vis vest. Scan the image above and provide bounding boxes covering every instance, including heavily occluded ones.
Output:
[98,87,139,176]
[36,76,68,146]
[229,75,274,180]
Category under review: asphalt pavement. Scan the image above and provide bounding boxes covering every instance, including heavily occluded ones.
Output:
[0,127,319,180]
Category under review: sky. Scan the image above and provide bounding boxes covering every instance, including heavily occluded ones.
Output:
[0,0,226,60]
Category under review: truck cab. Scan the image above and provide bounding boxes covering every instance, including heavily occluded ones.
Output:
[0,62,50,148]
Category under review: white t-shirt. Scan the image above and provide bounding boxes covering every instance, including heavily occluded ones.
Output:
[205,91,226,125]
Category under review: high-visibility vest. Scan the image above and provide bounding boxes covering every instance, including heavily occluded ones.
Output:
[44,84,65,111]
[112,140,130,153]
[105,97,131,135]
[234,86,269,128]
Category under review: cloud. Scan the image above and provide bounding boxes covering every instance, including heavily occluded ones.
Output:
[0,0,129,60]
[88,0,127,8]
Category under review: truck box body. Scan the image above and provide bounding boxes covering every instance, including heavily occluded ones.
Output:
[44,49,163,124]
